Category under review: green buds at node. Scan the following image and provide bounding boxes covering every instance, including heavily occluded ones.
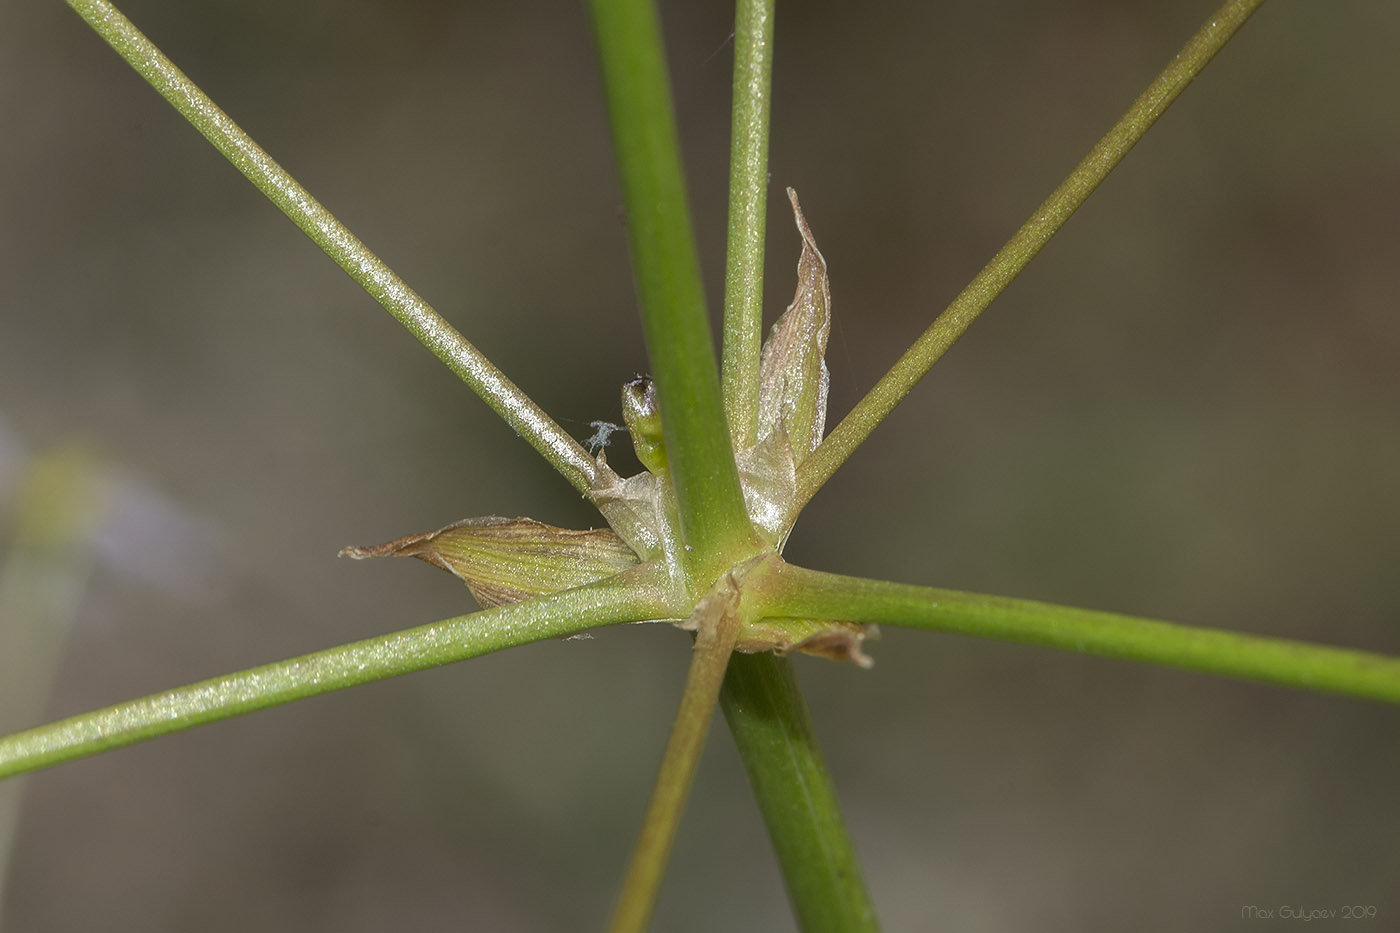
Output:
[622,375,668,476]
[588,375,684,578]
[341,516,639,608]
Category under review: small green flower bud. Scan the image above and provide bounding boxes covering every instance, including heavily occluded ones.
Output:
[621,375,668,475]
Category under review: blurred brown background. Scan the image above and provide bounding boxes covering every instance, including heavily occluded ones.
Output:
[2,1,1398,930]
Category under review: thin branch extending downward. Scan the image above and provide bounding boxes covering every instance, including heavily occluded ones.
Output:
[793,0,1270,516]
[66,0,599,496]
[610,588,742,933]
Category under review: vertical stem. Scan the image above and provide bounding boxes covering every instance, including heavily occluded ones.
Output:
[588,0,758,585]
[721,0,777,450]
[721,654,879,932]
[792,0,1270,516]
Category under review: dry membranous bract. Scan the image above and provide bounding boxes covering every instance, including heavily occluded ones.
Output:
[759,189,831,463]
[344,189,872,666]
[339,517,638,608]
[738,188,831,548]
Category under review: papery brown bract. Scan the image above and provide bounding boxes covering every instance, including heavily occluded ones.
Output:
[734,189,832,550]
[341,516,639,608]
[755,188,831,467]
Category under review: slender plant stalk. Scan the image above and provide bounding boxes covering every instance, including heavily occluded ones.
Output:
[587,0,758,584]
[792,0,1270,516]
[64,0,599,498]
[720,654,879,933]
[611,603,742,933]
[720,0,777,450]
[0,570,669,781]
[761,564,1400,705]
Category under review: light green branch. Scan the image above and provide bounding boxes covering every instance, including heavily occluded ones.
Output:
[720,0,777,450]
[793,0,1270,516]
[762,564,1400,705]
[65,0,599,497]
[0,569,669,781]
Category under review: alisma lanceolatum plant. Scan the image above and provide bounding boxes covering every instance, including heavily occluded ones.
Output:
[2,0,1397,930]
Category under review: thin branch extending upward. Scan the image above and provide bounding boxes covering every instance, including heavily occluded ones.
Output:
[720,0,777,450]
[793,0,1270,516]
[66,0,600,497]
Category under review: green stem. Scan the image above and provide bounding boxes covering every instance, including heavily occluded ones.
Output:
[0,570,668,781]
[720,0,777,450]
[720,653,879,933]
[588,0,758,584]
[792,0,1269,516]
[763,564,1400,705]
[65,0,599,498]
[610,600,741,933]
